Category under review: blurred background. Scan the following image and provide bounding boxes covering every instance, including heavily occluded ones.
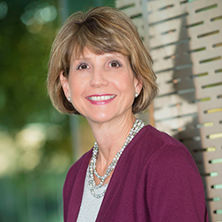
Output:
[0,0,114,221]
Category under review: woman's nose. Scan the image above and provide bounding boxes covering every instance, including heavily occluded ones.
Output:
[90,68,108,87]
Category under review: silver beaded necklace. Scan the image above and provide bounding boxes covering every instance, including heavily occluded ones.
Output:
[88,119,145,198]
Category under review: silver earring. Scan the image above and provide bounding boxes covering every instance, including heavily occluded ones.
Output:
[68,96,71,102]
[135,93,139,98]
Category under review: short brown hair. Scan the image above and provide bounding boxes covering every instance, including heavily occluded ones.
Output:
[47,6,157,114]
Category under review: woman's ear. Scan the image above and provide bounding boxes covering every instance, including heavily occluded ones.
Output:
[60,72,70,99]
[134,77,143,96]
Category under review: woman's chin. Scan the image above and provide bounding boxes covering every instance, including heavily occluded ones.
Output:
[85,113,118,125]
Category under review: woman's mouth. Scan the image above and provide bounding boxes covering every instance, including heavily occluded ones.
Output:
[86,94,116,105]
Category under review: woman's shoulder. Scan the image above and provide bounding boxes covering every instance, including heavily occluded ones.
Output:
[140,127,208,221]
[134,125,197,170]
[136,125,202,189]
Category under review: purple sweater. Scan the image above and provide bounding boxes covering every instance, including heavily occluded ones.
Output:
[63,125,209,222]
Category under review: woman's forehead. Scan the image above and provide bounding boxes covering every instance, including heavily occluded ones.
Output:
[71,46,128,60]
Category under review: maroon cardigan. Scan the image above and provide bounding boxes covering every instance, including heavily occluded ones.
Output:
[63,125,209,222]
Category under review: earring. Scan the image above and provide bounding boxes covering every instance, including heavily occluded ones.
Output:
[135,92,139,98]
[67,96,71,102]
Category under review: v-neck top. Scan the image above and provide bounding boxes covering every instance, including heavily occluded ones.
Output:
[63,125,208,222]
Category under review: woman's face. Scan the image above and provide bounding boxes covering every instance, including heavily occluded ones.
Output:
[60,47,142,124]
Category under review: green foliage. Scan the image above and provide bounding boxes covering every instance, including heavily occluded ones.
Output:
[0,0,61,131]
[0,0,74,171]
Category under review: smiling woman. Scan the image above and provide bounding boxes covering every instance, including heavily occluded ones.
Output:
[47,6,157,115]
[47,6,209,222]
[60,48,140,124]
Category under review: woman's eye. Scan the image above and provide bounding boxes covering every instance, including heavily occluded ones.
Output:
[109,60,122,68]
[77,63,89,70]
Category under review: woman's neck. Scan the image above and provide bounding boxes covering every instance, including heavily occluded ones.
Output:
[88,114,136,170]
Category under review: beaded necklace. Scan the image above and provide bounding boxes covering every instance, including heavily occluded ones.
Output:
[88,119,145,198]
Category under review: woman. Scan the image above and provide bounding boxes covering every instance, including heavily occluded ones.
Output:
[47,6,208,222]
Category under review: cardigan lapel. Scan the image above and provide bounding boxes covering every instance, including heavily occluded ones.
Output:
[95,143,134,221]
[95,160,124,221]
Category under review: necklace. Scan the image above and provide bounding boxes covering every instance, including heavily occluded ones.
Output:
[88,119,145,198]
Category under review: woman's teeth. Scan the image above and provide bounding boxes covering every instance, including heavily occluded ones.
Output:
[88,95,115,101]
